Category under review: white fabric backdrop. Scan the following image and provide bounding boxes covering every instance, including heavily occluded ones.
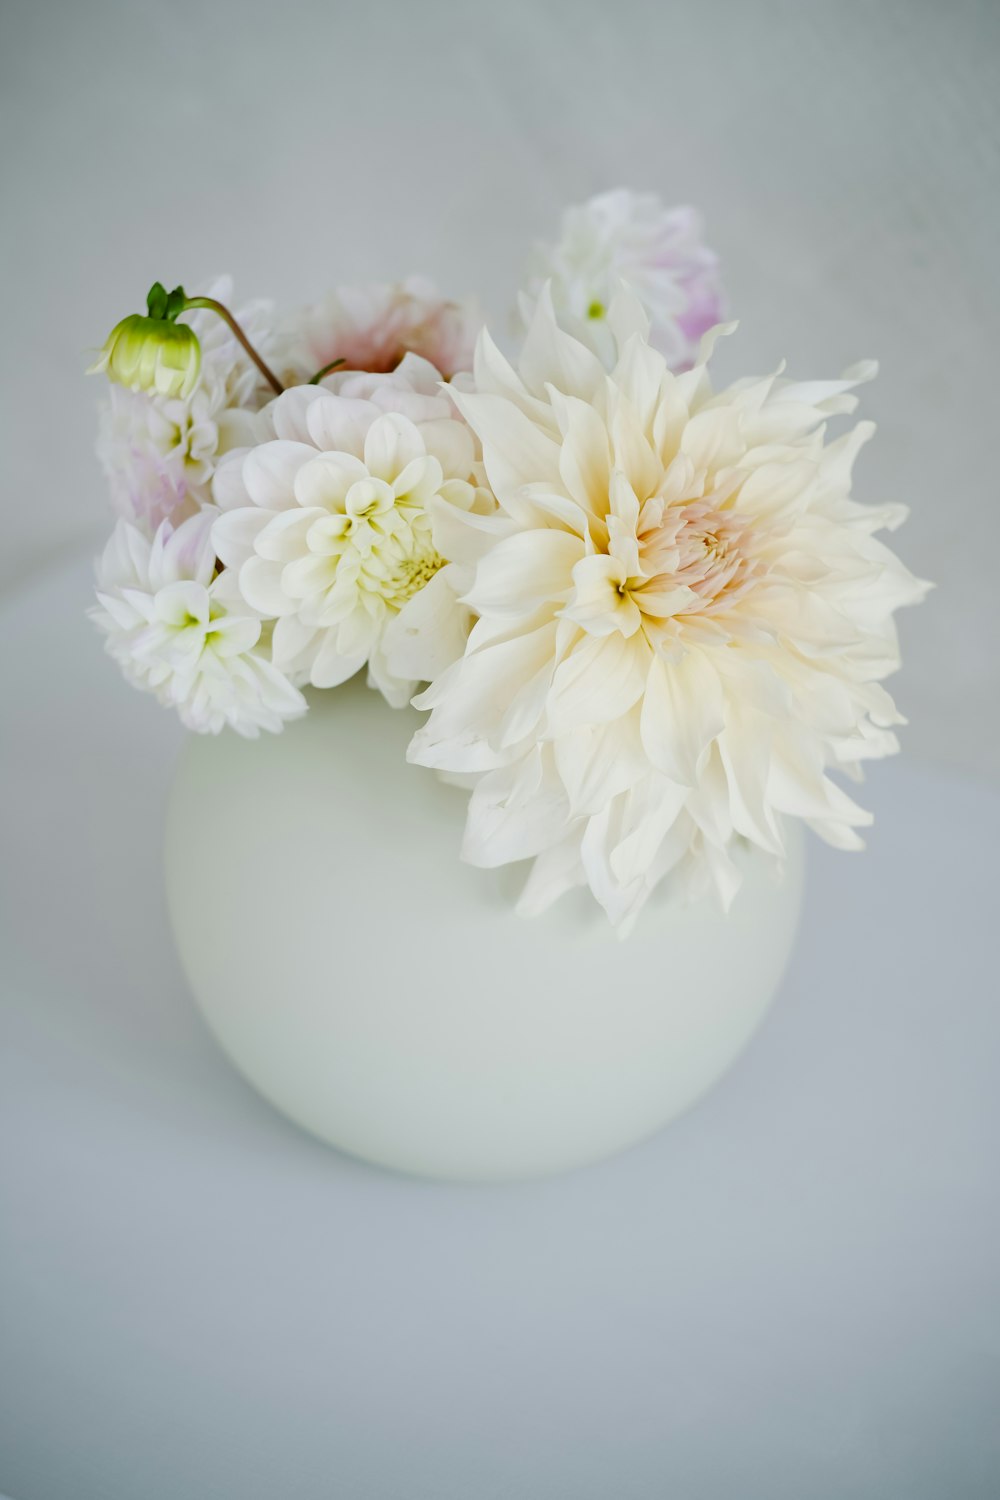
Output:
[0,0,997,779]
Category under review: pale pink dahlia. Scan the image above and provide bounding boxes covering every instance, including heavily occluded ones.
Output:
[291,278,482,381]
[520,189,725,371]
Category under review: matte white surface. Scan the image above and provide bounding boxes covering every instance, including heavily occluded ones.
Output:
[3,552,1000,1498]
[0,0,998,780]
[165,683,803,1181]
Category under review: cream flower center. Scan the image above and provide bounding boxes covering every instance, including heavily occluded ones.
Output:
[567,492,760,641]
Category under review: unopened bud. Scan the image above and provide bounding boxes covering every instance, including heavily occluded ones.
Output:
[89,284,201,400]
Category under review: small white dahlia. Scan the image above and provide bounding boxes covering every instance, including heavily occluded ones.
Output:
[96,276,284,531]
[289,277,482,381]
[408,289,929,931]
[520,189,724,371]
[91,510,306,736]
[211,356,495,707]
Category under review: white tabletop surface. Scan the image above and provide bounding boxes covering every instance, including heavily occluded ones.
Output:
[2,552,999,1500]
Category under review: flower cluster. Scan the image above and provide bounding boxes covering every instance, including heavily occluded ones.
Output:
[89,189,927,926]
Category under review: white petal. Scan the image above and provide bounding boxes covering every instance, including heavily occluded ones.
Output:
[309,636,367,690]
[640,649,725,785]
[242,441,318,510]
[463,528,584,618]
[382,568,470,684]
[547,631,650,733]
[450,388,563,501]
[212,507,272,570]
[364,412,426,482]
[239,556,295,617]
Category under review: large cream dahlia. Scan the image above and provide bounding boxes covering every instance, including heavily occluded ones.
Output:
[96,276,284,530]
[91,510,306,737]
[520,190,724,372]
[408,289,929,931]
[211,356,495,706]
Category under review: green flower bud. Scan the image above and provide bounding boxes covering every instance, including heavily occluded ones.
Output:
[90,312,202,400]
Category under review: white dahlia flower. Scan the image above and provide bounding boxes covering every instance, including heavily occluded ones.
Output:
[211,356,495,707]
[520,189,724,371]
[289,277,482,381]
[96,276,285,531]
[408,289,929,931]
[91,510,306,736]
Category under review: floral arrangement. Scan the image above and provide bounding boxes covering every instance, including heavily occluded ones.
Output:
[89,189,928,931]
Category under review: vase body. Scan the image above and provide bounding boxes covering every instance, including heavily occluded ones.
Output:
[164,678,804,1181]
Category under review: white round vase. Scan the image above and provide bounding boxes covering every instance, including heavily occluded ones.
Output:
[165,678,804,1182]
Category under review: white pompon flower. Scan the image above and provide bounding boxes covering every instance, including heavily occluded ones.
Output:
[289,277,482,381]
[407,288,930,932]
[96,276,285,531]
[520,189,724,371]
[211,355,495,707]
[91,510,306,736]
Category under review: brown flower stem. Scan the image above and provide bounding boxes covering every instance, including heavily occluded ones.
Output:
[182,297,284,395]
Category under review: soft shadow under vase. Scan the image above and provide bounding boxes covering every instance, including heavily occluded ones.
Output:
[164,677,804,1181]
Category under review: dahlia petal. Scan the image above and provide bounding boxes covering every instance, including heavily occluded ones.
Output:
[450,389,563,500]
[640,650,724,785]
[305,396,375,457]
[242,441,318,511]
[547,632,650,733]
[516,833,587,917]
[212,450,253,512]
[253,507,326,564]
[271,614,320,669]
[418,418,476,481]
[549,390,612,521]
[463,529,584,618]
[212,507,272,570]
[239,556,295,617]
[382,569,469,685]
[309,637,366,690]
[519,284,606,400]
[364,413,426,482]
[208,613,262,658]
[268,386,328,443]
[293,452,368,510]
[462,755,569,868]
